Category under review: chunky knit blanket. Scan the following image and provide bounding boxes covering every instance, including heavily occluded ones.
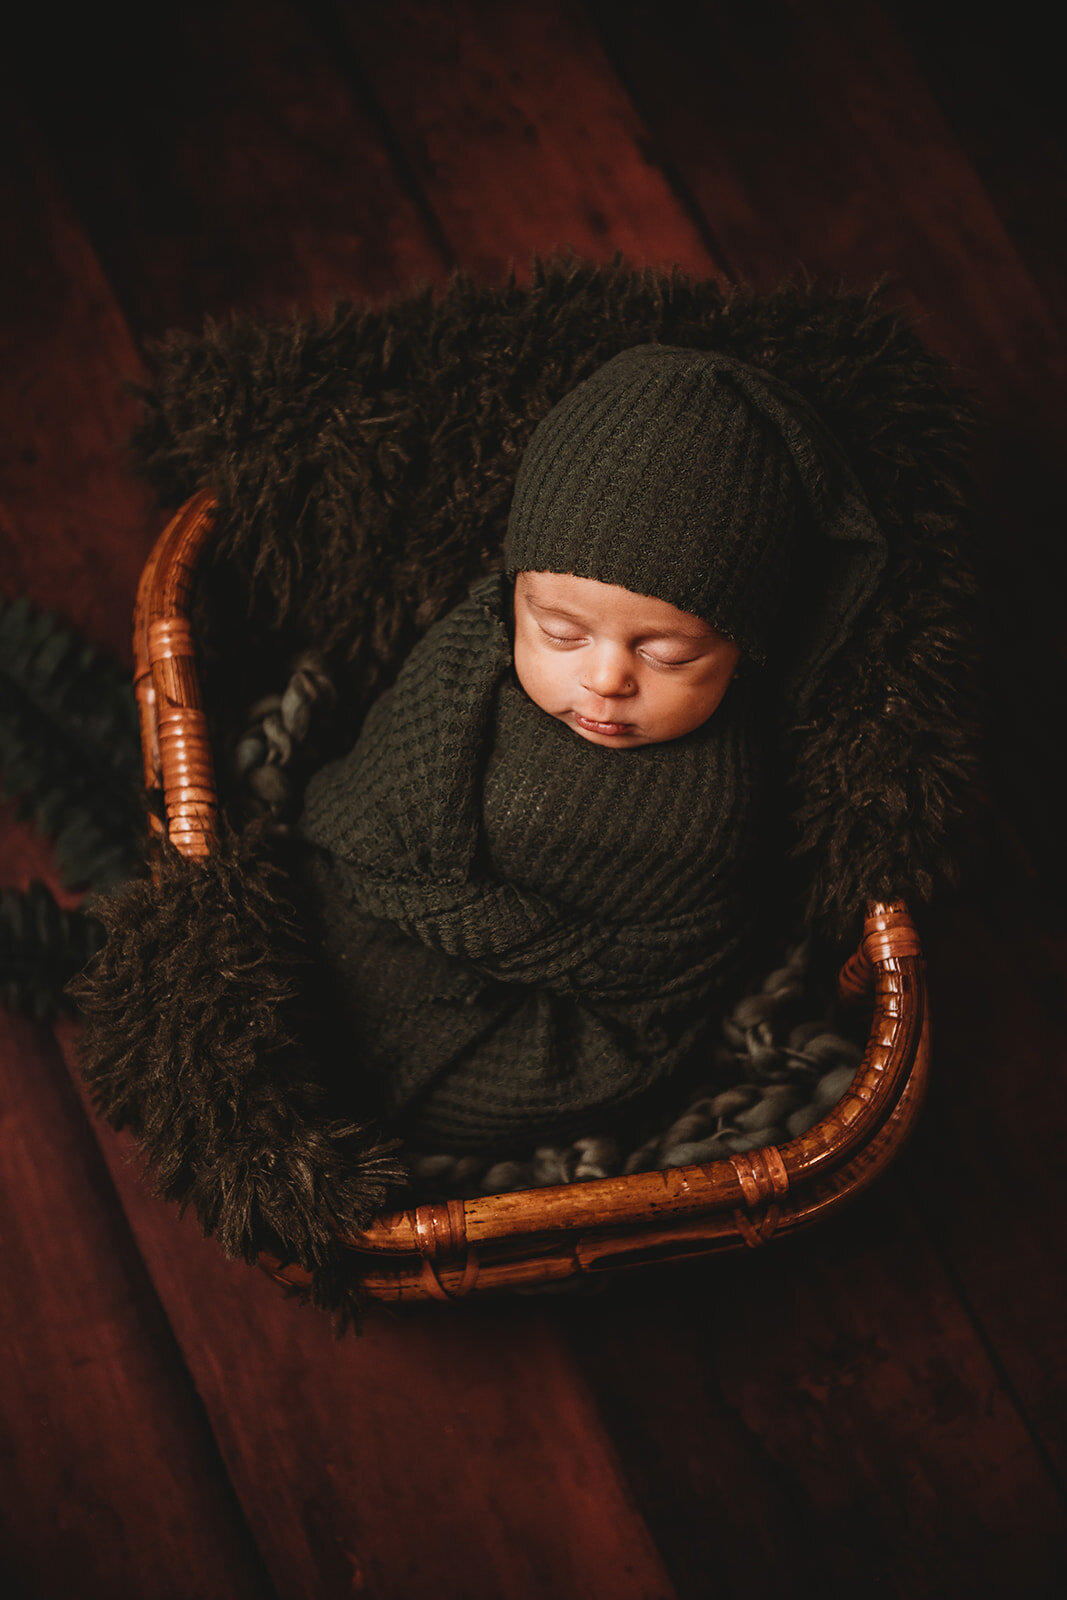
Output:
[293,573,771,1151]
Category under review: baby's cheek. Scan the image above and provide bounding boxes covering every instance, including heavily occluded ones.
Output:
[654,677,721,737]
[513,638,556,716]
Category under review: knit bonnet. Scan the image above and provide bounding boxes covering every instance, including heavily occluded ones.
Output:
[504,344,888,711]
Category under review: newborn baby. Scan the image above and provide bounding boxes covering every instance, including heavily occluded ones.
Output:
[293,345,886,1153]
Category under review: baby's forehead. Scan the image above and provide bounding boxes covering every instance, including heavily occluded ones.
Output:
[516,568,715,639]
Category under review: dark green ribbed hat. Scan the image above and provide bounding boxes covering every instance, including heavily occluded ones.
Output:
[504,344,887,710]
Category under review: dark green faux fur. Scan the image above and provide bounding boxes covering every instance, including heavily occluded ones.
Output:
[73,257,978,1323]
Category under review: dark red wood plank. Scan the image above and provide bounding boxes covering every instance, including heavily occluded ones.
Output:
[0,106,156,666]
[0,91,279,1600]
[0,1005,274,1600]
[568,1181,1067,1598]
[589,0,1066,398]
[333,0,725,284]
[908,889,1067,1485]
[10,0,445,341]
[884,0,1067,336]
[53,1022,677,1600]
[2,23,678,1596]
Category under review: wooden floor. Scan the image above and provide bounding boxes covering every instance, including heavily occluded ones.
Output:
[2,3,1066,1595]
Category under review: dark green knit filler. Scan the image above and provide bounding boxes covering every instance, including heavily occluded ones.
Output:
[294,576,770,1151]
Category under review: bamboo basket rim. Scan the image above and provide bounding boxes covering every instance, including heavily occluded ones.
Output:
[132,491,928,1301]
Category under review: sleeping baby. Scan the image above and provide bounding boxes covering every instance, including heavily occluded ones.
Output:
[292,344,886,1153]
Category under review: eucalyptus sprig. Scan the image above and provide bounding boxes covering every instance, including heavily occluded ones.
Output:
[0,881,105,1021]
[0,596,144,892]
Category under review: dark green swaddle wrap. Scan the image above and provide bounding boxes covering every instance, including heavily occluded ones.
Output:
[292,344,888,1153]
[296,573,768,1150]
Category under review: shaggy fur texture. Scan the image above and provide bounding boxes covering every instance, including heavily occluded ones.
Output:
[74,257,979,1321]
[133,257,978,932]
[70,825,405,1326]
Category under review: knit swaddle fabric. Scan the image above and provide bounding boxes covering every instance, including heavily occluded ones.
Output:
[294,344,888,1151]
[294,574,769,1151]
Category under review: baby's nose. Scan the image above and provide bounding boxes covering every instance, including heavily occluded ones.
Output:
[581,648,636,698]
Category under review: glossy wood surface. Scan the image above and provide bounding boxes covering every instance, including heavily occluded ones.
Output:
[3,2,1066,1593]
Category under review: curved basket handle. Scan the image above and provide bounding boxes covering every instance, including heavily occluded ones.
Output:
[133,489,221,859]
[341,898,925,1275]
[836,900,922,1002]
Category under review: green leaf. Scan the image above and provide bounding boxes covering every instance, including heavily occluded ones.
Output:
[0,881,105,1021]
[0,597,145,891]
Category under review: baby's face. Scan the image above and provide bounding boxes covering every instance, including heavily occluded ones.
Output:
[512,570,741,748]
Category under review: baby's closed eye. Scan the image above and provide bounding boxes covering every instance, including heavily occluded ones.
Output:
[539,624,586,647]
[639,648,700,669]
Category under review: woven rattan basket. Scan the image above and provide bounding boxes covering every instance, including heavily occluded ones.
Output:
[133,487,929,1303]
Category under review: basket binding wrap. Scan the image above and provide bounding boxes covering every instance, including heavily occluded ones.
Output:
[70,260,976,1316]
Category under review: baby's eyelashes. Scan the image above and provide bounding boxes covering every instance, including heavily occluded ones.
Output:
[639,651,697,669]
[538,623,701,668]
[539,625,586,647]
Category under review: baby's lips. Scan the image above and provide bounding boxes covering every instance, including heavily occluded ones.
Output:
[575,711,632,730]
[571,712,643,741]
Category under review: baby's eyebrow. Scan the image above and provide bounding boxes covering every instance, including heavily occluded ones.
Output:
[525,597,589,625]
[644,624,717,644]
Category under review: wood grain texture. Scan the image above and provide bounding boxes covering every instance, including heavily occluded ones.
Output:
[887,0,1067,336]
[11,0,446,341]
[0,87,271,1600]
[0,104,155,666]
[567,1185,1067,1598]
[590,0,1066,397]
[54,1021,678,1600]
[0,1008,274,1600]
[335,0,724,284]
[3,1,1067,1593]
[909,890,1067,1485]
